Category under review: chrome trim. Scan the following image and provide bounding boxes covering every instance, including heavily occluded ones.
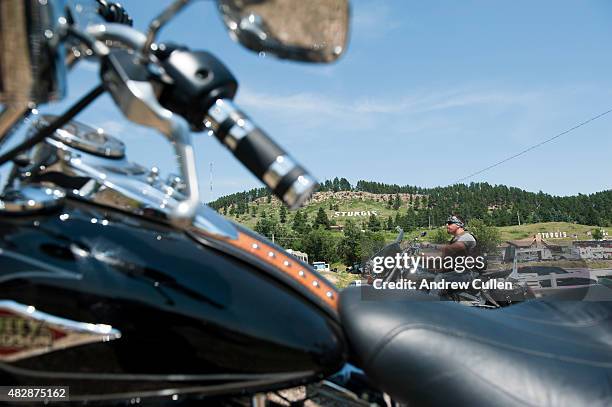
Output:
[225,119,255,150]
[205,98,318,208]
[206,99,245,133]
[0,364,312,402]
[102,55,200,226]
[37,115,125,158]
[86,23,147,51]
[251,393,266,407]
[262,155,297,190]
[283,174,316,209]
[0,300,121,362]
[192,205,239,240]
[9,131,238,240]
[216,0,349,63]
[0,362,313,382]
[165,173,186,194]
[0,184,65,213]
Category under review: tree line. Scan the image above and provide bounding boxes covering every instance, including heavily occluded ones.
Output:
[252,206,386,267]
[210,179,612,227]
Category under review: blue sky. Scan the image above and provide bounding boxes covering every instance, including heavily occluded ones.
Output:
[31,0,612,200]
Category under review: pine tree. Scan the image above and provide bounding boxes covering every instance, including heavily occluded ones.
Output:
[208,179,612,230]
[393,194,401,210]
[339,178,352,191]
[339,220,362,266]
[592,228,604,240]
[292,211,304,232]
[314,207,331,229]
[279,205,287,223]
[254,210,276,238]
[368,214,381,231]
[332,177,340,192]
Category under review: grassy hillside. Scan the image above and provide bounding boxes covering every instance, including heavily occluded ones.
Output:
[231,194,402,229]
[212,181,612,230]
[498,222,605,242]
[223,192,609,244]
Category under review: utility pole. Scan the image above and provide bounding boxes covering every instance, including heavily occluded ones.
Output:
[517,211,521,226]
[209,162,214,198]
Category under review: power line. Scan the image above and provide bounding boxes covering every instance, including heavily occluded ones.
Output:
[453,107,612,184]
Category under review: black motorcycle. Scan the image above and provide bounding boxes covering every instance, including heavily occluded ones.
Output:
[0,1,611,406]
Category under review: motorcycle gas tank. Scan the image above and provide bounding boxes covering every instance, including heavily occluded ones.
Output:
[0,200,346,400]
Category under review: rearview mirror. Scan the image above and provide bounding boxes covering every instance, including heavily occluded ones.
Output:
[217,0,350,63]
[0,0,66,106]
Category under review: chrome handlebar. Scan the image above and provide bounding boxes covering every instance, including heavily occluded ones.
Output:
[78,23,200,226]
[205,99,318,209]
[1,8,317,227]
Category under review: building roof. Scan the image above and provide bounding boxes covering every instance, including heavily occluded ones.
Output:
[506,238,538,248]
[286,249,308,257]
[573,240,612,248]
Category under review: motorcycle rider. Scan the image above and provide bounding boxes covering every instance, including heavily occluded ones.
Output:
[427,215,480,298]
[442,214,477,258]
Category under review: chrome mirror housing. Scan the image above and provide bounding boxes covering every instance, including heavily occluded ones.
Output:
[217,0,350,63]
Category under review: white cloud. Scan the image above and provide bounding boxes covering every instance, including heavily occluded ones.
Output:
[237,85,540,125]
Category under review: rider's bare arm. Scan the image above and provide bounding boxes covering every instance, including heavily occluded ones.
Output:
[441,241,468,257]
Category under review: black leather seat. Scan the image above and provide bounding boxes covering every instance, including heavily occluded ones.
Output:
[340,285,612,407]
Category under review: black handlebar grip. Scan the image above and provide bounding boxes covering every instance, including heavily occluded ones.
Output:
[205,99,318,209]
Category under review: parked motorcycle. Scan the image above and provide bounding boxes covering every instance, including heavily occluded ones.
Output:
[1,1,611,406]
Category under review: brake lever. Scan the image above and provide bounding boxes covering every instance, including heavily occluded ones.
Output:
[101,50,200,227]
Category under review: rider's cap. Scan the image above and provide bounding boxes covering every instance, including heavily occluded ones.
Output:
[446,215,465,228]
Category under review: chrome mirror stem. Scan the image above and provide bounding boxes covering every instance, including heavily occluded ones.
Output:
[102,53,200,226]
[143,0,191,59]
[165,116,201,226]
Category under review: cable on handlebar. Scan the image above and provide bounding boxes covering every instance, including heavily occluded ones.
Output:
[0,84,105,167]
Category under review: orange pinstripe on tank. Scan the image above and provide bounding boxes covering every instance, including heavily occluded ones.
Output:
[194,229,338,309]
